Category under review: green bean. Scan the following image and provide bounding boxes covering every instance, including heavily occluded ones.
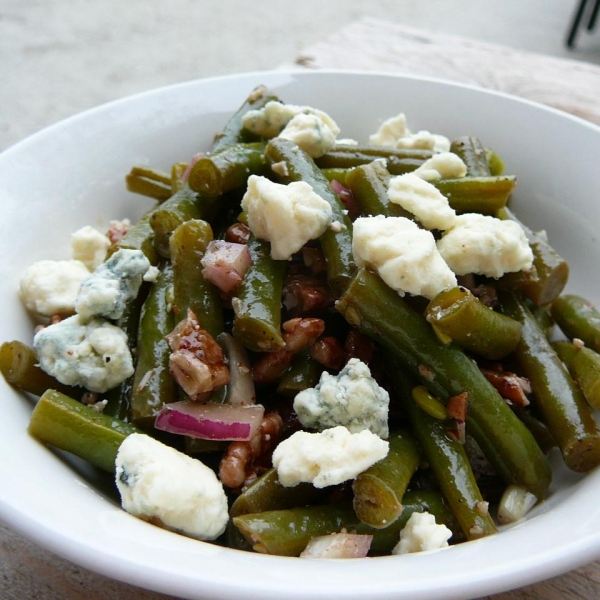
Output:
[103,282,149,420]
[130,263,177,428]
[320,168,350,185]
[336,268,551,500]
[233,491,460,556]
[553,340,600,410]
[345,161,411,219]
[228,467,323,550]
[212,85,278,152]
[125,166,173,201]
[530,304,555,339]
[316,151,424,174]
[352,429,421,529]
[551,294,600,352]
[499,292,600,472]
[0,341,83,398]
[169,219,223,338]
[434,176,516,215]
[512,407,557,455]
[390,367,498,540]
[188,143,266,197]
[230,468,322,519]
[149,186,206,258]
[498,208,569,306]
[486,149,505,175]
[232,234,286,352]
[108,209,160,266]
[28,389,139,473]
[426,286,522,360]
[450,137,490,177]
[276,350,322,396]
[265,138,355,293]
[411,385,447,420]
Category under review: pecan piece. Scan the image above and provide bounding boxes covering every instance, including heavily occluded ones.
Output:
[166,309,229,400]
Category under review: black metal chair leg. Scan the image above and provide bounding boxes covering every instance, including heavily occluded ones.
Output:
[567,0,589,48]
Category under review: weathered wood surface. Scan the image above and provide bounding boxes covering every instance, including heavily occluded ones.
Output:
[293,17,600,126]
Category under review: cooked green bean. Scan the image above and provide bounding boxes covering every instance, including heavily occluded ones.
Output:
[231,234,286,352]
[103,283,149,420]
[108,209,160,265]
[169,219,223,338]
[125,166,173,201]
[499,292,600,472]
[265,138,355,293]
[450,137,490,177]
[28,389,139,473]
[426,286,522,360]
[212,85,278,152]
[277,350,322,396]
[233,491,460,556]
[188,143,266,197]
[390,367,498,540]
[149,186,206,258]
[553,340,600,410]
[130,263,177,428]
[336,268,551,500]
[434,176,516,215]
[498,208,569,306]
[316,151,425,174]
[345,160,411,219]
[551,294,600,352]
[0,341,83,398]
[352,429,421,529]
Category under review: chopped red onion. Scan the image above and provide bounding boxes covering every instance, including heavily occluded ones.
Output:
[300,533,373,559]
[201,240,252,293]
[155,400,264,441]
[217,332,256,405]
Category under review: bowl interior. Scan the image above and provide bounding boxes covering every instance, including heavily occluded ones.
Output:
[1,70,600,600]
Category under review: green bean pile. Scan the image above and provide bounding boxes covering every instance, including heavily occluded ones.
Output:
[4,84,600,558]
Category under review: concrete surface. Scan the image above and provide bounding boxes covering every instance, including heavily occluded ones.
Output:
[1,0,599,151]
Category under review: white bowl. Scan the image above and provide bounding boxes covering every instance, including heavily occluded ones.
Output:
[1,70,600,600]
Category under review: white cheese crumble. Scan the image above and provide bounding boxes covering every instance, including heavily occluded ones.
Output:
[75,249,151,320]
[115,433,228,541]
[278,112,338,158]
[413,152,467,182]
[70,226,111,271]
[369,113,410,147]
[293,358,389,438]
[241,175,332,260]
[392,511,452,555]
[437,213,534,278]
[241,101,340,157]
[387,173,456,230]
[272,426,389,488]
[395,130,451,153]
[352,215,457,300]
[19,259,90,318]
[33,314,134,392]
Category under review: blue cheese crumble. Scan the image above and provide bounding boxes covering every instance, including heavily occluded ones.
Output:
[241,175,333,260]
[241,100,340,158]
[293,358,389,438]
[75,249,151,320]
[272,426,389,488]
[33,314,134,392]
[115,433,228,541]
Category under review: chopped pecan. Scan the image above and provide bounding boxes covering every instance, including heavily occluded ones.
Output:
[310,336,346,370]
[344,329,374,365]
[166,309,229,400]
[481,368,531,406]
[283,273,333,315]
[447,391,469,421]
[252,318,325,383]
[219,412,284,489]
[225,222,251,245]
